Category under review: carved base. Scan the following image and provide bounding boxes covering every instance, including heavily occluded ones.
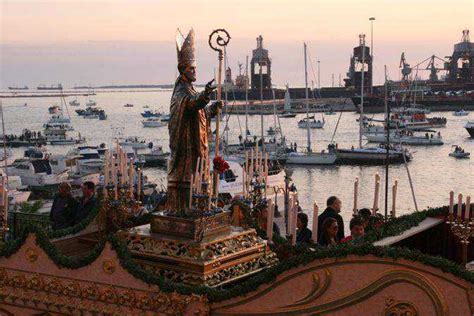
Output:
[121,223,278,287]
[150,211,231,241]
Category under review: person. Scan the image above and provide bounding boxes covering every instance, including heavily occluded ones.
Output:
[75,181,97,224]
[50,182,78,230]
[257,206,281,238]
[340,217,365,243]
[167,28,221,215]
[357,208,371,229]
[318,196,344,242]
[296,213,312,244]
[319,217,338,247]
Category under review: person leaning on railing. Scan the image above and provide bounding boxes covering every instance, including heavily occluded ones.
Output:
[49,182,78,230]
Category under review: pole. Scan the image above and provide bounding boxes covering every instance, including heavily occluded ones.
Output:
[317,60,321,90]
[304,43,311,153]
[359,34,366,149]
[260,63,264,152]
[245,55,249,142]
[370,17,375,94]
[384,65,389,220]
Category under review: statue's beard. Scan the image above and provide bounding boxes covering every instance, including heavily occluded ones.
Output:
[181,72,196,83]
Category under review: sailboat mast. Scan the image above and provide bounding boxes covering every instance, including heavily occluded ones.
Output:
[359,34,366,149]
[0,102,8,182]
[245,55,249,141]
[384,65,389,219]
[260,63,264,151]
[304,42,311,152]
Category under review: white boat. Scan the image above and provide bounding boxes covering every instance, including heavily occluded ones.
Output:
[365,133,444,146]
[142,118,167,128]
[465,121,474,137]
[161,114,171,122]
[217,160,285,196]
[69,100,80,106]
[44,126,84,145]
[140,146,169,167]
[86,100,97,107]
[453,109,469,116]
[2,175,31,204]
[336,146,412,164]
[83,114,99,119]
[449,146,470,159]
[286,151,337,165]
[297,117,325,129]
[6,159,68,187]
[46,113,71,124]
[119,137,150,149]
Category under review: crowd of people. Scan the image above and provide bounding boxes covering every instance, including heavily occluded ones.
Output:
[49,181,97,230]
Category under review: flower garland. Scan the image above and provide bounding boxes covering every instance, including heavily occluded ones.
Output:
[213,156,229,174]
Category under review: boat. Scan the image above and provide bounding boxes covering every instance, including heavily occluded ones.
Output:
[141,110,161,118]
[278,85,296,118]
[6,158,68,187]
[464,121,474,137]
[83,113,99,119]
[297,116,325,129]
[453,109,469,116]
[74,147,104,175]
[449,145,470,158]
[336,145,412,164]
[0,148,14,168]
[160,114,171,122]
[98,110,107,120]
[139,146,170,167]
[365,131,444,146]
[124,103,134,108]
[390,110,447,131]
[119,136,150,149]
[8,86,28,90]
[3,175,31,204]
[44,126,84,145]
[69,100,80,106]
[37,84,63,90]
[142,118,167,128]
[48,105,60,114]
[86,100,97,107]
[286,43,336,166]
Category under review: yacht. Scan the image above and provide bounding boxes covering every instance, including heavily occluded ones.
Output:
[297,117,325,129]
[44,126,84,145]
[365,131,444,146]
[139,146,170,167]
[335,145,412,164]
[464,121,474,137]
[86,100,97,107]
[7,158,68,187]
[119,136,150,149]
[142,118,167,128]
[453,109,469,116]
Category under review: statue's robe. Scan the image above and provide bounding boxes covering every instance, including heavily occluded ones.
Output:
[167,76,218,213]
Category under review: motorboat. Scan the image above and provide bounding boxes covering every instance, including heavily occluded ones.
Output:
[44,126,84,145]
[86,100,97,107]
[119,136,150,150]
[124,103,134,107]
[141,110,161,118]
[335,145,412,165]
[365,131,444,146]
[266,126,280,136]
[69,100,80,106]
[142,118,167,128]
[464,121,474,137]
[453,109,469,116]
[286,151,337,165]
[139,146,170,167]
[298,116,325,129]
[449,145,470,159]
[75,147,104,174]
[160,114,171,122]
[83,113,99,119]
[48,105,60,114]
[6,158,68,187]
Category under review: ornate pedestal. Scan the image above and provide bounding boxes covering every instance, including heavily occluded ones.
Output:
[120,212,278,287]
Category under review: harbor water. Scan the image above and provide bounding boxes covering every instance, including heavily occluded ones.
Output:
[2,89,473,232]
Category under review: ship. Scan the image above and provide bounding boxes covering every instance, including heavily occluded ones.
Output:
[8,85,29,90]
[37,83,63,90]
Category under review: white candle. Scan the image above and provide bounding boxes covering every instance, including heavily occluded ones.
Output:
[311,202,319,243]
[465,196,471,221]
[129,160,134,196]
[291,205,297,246]
[353,177,359,215]
[242,170,246,196]
[373,174,380,215]
[112,156,118,199]
[189,174,194,210]
[457,193,463,218]
[245,151,249,175]
[266,199,274,241]
[137,169,142,199]
[287,193,294,235]
[103,152,109,197]
[391,180,398,218]
[449,191,454,215]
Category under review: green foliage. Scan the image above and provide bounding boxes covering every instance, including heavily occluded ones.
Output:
[14,200,44,214]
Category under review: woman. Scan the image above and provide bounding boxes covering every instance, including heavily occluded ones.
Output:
[319,217,339,247]
[296,212,312,244]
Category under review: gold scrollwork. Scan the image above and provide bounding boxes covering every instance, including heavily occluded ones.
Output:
[25,247,38,263]
[102,260,116,274]
[385,296,419,316]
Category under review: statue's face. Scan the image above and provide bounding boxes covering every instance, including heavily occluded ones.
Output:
[183,65,196,82]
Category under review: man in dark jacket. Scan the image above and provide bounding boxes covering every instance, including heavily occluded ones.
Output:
[75,181,97,224]
[50,182,78,230]
[317,196,344,242]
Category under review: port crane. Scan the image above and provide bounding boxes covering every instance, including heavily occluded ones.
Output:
[399,53,447,82]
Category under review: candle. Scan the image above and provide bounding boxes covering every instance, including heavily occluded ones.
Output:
[189,174,194,210]
[449,191,454,215]
[112,156,118,199]
[457,193,463,219]
[311,202,319,243]
[242,170,246,196]
[266,199,274,241]
[137,169,142,199]
[287,193,294,235]
[245,150,249,175]
[291,205,297,246]
[391,180,398,218]
[353,177,359,215]
[103,152,109,197]
[129,159,134,196]
[373,174,380,215]
[466,196,471,221]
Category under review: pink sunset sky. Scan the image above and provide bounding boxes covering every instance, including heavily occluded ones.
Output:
[1,0,472,88]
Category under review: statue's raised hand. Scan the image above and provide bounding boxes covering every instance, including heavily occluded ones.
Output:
[204,79,217,96]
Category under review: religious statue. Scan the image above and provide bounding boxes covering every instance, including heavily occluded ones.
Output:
[167,28,221,215]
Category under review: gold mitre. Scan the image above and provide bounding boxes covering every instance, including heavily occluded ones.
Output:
[176,28,196,68]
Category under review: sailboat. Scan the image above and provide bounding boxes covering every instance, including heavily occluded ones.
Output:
[279,85,296,118]
[286,43,337,165]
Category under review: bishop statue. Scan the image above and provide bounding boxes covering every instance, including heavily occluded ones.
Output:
[167,29,221,215]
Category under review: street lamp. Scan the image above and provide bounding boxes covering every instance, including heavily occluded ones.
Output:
[369,17,375,94]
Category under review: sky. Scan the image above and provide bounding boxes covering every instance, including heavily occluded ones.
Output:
[0,0,473,88]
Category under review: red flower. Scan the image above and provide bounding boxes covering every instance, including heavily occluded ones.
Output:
[213,156,230,174]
